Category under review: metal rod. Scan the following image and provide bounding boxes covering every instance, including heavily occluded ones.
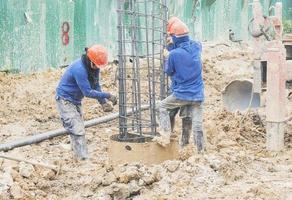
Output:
[129,0,137,133]
[133,1,143,135]
[151,0,157,134]
[117,0,127,137]
[118,38,164,43]
[144,0,155,134]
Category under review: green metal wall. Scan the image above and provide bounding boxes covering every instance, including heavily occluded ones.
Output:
[170,0,291,41]
[0,0,291,72]
[0,0,118,73]
[282,0,292,33]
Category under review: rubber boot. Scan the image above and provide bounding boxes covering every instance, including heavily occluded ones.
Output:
[153,108,172,147]
[169,108,179,133]
[180,117,192,148]
[194,131,205,153]
[70,134,88,160]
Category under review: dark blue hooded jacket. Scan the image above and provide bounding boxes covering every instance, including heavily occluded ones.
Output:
[165,35,204,101]
[56,58,110,105]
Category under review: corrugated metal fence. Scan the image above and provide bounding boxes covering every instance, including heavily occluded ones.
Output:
[0,0,291,72]
[0,0,119,72]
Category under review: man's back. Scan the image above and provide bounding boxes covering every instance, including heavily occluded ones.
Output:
[166,37,204,102]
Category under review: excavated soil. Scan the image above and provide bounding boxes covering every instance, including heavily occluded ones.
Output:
[0,43,291,200]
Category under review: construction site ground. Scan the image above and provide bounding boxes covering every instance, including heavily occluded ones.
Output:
[0,43,291,200]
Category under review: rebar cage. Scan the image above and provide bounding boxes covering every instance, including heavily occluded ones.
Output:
[117,0,168,141]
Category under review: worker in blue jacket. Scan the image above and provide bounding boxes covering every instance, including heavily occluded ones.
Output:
[56,44,117,160]
[154,19,205,152]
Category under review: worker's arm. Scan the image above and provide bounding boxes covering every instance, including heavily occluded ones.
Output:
[73,67,110,100]
[164,53,175,76]
[93,68,117,112]
[94,69,107,104]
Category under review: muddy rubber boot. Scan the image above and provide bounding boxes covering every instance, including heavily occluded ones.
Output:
[169,108,179,133]
[154,108,172,147]
[180,117,192,148]
[152,133,170,147]
[70,134,89,160]
[170,114,176,133]
[194,131,205,153]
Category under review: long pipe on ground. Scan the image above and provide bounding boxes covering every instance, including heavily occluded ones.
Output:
[0,153,62,172]
[0,105,150,152]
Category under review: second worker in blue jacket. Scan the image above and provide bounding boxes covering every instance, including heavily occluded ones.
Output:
[154,19,205,153]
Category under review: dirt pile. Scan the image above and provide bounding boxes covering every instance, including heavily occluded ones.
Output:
[0,43,291,199]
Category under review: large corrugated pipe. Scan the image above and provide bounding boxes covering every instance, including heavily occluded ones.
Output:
[0,105,150,152]
[222,79,261,112]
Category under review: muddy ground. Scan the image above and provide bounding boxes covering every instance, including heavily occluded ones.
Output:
[0,43,291,200]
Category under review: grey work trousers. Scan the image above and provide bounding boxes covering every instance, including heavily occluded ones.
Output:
[56,97,88,159]
[158,94,204,151]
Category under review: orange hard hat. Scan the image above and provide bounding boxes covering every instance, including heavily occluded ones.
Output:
[87,44,108,67]
[167,16,182,33]
[171,21,189,36]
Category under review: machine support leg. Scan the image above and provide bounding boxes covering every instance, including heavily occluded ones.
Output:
[266,122,285,151]
[263,41,287,151]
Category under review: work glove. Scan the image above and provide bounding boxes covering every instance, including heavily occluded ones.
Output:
[166,36,173,45]
[163,49,169,58]
[101,102,113,112]
[108,94,117,105]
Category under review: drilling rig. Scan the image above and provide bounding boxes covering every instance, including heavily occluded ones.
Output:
[222,0,292,151]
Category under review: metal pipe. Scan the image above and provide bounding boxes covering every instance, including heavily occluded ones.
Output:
[0,105,150,152]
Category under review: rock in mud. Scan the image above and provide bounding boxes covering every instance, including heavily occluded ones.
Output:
[154,179,170,195]
[9,183,24,199]
[141,166,162,185]
[101,172,117,186]
[19,162,35,178]
[115,165,140,183]
[128,180,141,195]
[163,160,180,172]
[40,168,55,180]
[0,170,14,192]
[111,183,130,199]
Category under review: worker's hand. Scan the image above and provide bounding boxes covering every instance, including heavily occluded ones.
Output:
[166,36,173,45]
[101,102,113,112]
[108,94,117,106]
[163,49,169,58]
